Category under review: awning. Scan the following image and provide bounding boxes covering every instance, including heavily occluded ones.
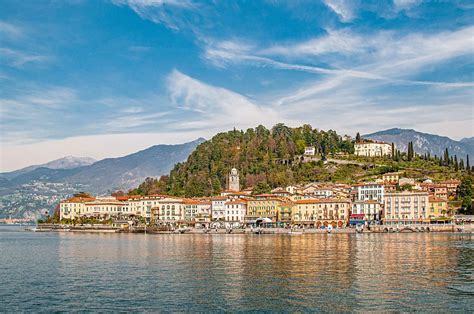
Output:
[350,214,365,219]
[349,219,365,225]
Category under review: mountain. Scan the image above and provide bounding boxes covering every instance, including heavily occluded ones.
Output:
[460,137,474,146]
[62,138,206,193]
[364,128,474,160]
[0,138,205,218]
[1,156,96,180]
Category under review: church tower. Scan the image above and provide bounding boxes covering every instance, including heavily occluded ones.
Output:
[228,168,240,192]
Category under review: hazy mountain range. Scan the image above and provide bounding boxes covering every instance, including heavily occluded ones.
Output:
[0,138,205,219]
[364,128,474,160]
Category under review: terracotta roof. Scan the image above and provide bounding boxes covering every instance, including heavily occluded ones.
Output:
[429,196,447,202]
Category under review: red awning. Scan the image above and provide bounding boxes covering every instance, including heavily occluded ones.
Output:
[350,214,365,219]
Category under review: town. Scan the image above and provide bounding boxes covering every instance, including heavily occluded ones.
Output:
[52,140,472,233]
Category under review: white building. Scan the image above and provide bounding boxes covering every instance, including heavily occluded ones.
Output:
[352,200,382,222]
[224,199,247,225]
[304,146,316,156]
[355,183,385,204]
[184,200,211,223]
[211,196,227,221]
[354,141,392,157]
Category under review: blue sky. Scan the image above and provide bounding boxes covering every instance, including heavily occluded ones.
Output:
[1,0,473,170]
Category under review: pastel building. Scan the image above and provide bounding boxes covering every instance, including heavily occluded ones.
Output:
[384,191,429,224]
[354,141,392,157]
[224,199,247,224]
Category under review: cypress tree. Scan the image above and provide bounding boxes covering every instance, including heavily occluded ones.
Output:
[467,155,471,173]
[391,142,395,160]
[454,155,459,171]
[460,159,464,170]
[444,148,449,165]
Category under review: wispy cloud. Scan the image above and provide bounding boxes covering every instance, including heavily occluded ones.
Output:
[322,0,357,22]
[112,0,196,30]
[0,48,50,68]
[0,21,23,38]
[166,69,283,131]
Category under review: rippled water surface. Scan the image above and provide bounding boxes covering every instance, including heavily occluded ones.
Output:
[0,226,473,312]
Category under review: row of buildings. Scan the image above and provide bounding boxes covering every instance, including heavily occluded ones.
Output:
[59,169,460,227]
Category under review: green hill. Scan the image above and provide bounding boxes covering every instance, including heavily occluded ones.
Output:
[131,124,472,198]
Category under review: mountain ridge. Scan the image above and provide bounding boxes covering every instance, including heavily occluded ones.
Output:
[364,128,474,160]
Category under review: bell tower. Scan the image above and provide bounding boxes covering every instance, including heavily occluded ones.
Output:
[228,168,240,192]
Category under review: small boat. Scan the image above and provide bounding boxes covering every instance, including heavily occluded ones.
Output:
[26,227,52,232]
[327,225,333,234]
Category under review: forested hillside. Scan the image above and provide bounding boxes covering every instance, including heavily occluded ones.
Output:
[131,124,356,197]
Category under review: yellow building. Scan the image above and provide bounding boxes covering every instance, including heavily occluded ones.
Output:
[428,196,448,218]
[382,172,400,183]
[292,199,350,228]
[246,195,287,222]
[277,202,294,225]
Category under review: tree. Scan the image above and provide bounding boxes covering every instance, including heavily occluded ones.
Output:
[356,132,361,143]
[391,143,395,160]
[454,155,459,171]
[407,141,414,161]
[74,192,93,198]
[444,148,449,165]
[457,177,473,214]
[467,155,471,173]
[252,181,271,195]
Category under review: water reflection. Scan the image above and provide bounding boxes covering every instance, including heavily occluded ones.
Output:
[0,228,472,311]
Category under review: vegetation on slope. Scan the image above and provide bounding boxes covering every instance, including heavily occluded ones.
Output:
[130,124,473,200]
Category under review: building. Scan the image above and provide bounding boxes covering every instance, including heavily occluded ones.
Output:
[227,168,240,192]
[398,177,415,186]
[354,141,392,157]
[354,183,385,203]
[384,191,429,224]
[382,172,400,183]
[151,196,185,223]
[59,196,94,220]
[351,200,382,223]
[277,202,294,225]
[224,199,247,225]
[441,179,461,196]
[183,199,211,224]
[211,196,227,221]
[428,196,448,218]
[304,146,316,156]
[292,199,350,228]
[246,195,286,223]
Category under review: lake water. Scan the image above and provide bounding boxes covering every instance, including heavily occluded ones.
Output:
[0,226,473,312]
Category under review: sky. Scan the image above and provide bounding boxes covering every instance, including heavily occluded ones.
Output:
[1,0,473,171]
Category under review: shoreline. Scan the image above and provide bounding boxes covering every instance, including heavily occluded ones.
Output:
[26,224,473,234]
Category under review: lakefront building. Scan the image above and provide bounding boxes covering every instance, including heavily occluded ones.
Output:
[224,199,247,225]
[354,141,392,157]
[292,199,350,228]
[384,191,429,224]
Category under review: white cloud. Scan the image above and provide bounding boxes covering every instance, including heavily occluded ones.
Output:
[166,69,284,131]
[322,0,356,22]
[0,21,23,38]
[393,0,421,12]
[0,48,50,68]
[112,0,196,30]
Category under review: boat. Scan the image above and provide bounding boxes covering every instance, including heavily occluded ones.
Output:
[327,225,333,234]
[26,227,52,232]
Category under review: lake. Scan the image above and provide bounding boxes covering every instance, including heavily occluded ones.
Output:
[0,226,472,312]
